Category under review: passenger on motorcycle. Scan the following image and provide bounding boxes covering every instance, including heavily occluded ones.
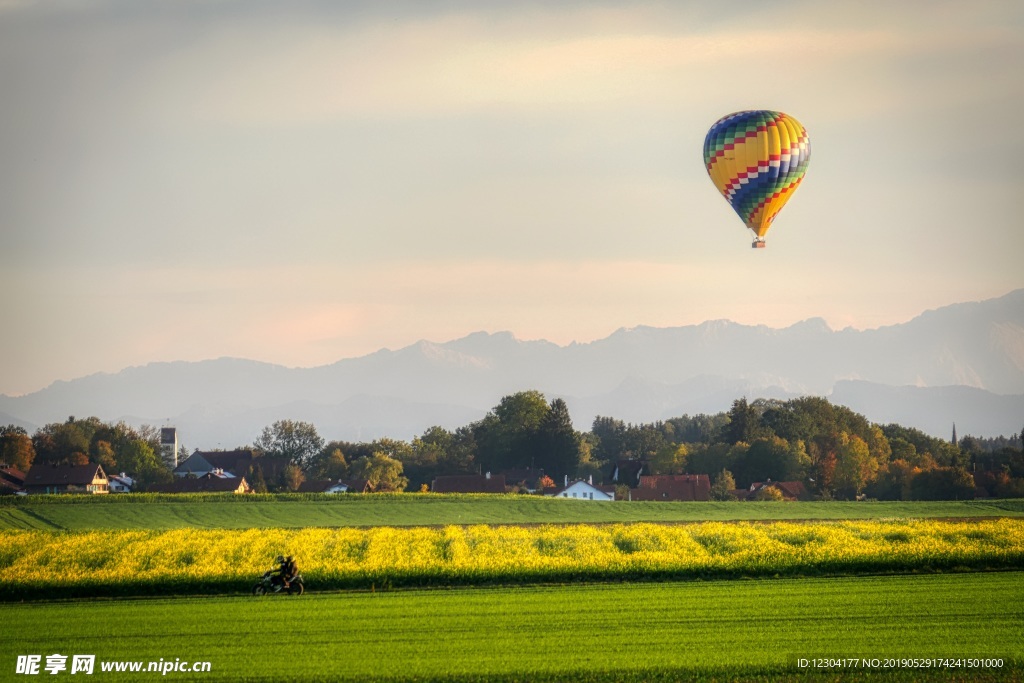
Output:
[269,555,296,589]
[282,555,298,587]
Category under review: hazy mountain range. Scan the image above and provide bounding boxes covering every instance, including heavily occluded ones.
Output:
[3,290,1023,448]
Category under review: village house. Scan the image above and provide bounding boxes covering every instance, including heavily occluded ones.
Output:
[174,449,291,484]
[545,476,616,501]
[499,468,546,493]
[0,464,26,494]
[733,480,809,501]
[629,474,711,501]
[297,479,353,494]
[150,472,252,494]
[431,472,507,494]
[107,472,135,493]
[608,460,647,488]
[173,449,254,478]
[23,463,110,495]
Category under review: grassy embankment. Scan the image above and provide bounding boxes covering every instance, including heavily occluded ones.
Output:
[2,573,1021,682]
[2,494,1022,530]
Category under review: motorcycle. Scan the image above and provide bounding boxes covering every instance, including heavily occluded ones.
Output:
[252,570,305,596]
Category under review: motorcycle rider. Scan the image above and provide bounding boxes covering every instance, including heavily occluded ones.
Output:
[282,555,298,588]
[268,555,290,590]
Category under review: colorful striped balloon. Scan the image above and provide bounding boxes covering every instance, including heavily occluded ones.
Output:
[703,110,810,248]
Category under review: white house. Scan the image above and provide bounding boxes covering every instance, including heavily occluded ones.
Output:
[107,473,135,493]
[297,480,351,494]
[545,476,616,501]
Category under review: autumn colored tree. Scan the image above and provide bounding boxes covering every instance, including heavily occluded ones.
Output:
[94,440,118,471]
[32,420,90,465]
[867,459,922,500]
[753,485,784,501]
[278,463,306,492]
[710,469,737,501]
[0,425,35,471]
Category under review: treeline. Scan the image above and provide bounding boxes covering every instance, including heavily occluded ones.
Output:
[3,393,1023,500]
[0,419,173,488]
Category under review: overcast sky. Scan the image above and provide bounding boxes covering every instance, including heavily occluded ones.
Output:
[2,0,1021,396]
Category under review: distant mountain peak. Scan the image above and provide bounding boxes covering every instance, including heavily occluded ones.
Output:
[2,290,1022,442]
[784,317,832,334]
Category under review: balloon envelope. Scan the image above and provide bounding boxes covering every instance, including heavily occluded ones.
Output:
[703,110,810,242]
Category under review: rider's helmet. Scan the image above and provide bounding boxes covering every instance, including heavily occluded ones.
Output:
[274,555,284,564]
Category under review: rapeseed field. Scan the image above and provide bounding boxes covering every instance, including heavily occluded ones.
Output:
[3,518,1022,598]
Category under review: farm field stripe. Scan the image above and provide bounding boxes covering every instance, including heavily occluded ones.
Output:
[2,573,1021,682]
[2,495,1023,531]
[3,518,1024,599]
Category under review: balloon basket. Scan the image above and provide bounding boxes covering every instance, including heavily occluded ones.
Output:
[751,240,766,249]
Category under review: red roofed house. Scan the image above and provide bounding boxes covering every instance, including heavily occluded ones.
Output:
[24,463,109,495]
[629,474,711,501]
[431,473,507,494]
[0,464,26,494]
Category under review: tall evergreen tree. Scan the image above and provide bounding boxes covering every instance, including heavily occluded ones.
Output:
[721,398,760,444]
[533,398,580,480]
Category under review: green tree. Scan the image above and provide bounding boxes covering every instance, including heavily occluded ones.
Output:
[664,413,729,444]
[909,467,976,500]
[575,433,604,482]
[309,448,349,481]
[649,443,689,475]
[474,391,550,473]
[687,442,744,479]
[533,398,581,480]
[254,420,325,469]
[247,463,269,493]
[721,398,763,445]
[117,439,171,489]
[621,423,669,461]
[734,436,808,486]
[710,468,737,501]
[591,416,627,462]
[833,432,875,498]
[350,453,408,492]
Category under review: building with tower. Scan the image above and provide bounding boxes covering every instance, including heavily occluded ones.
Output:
[160,427,178,468]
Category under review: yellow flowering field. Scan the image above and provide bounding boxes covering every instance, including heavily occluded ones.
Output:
[2,519,1023,598]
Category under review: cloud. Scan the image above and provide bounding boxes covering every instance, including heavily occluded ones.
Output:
[106,4,1015,126]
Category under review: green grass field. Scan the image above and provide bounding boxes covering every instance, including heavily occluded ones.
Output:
[2,495,1022,530]
[3,573,1021,682]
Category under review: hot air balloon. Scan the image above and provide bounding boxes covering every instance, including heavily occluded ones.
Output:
[703,110,810,248]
